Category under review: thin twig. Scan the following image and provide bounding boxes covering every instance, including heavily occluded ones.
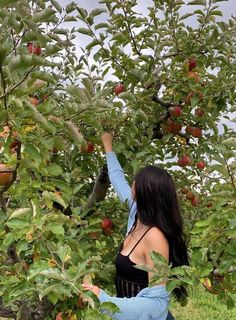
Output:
[0,66,36,100]
[120,4,141,56]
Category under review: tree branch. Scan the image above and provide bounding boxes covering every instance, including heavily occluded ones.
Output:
[152,95,172,108]
[0,66,36,100]
[86,164,110,209]
[120,4,141,56]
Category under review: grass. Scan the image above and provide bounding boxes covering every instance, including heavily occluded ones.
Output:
[1,286,235,320]
[170,285,236,320]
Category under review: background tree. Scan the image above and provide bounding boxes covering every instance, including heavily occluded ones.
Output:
[0,0,235,319]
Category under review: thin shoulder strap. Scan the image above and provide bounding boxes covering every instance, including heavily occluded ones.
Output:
[128,227,152,256]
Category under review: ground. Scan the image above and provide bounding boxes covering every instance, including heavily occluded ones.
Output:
[170,285,236,320]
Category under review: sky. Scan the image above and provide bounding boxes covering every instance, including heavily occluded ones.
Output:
[57,0,236,130]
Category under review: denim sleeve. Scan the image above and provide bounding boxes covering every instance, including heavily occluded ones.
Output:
[106,152,137,234]
[99,290,168,320]
[106,152,133,207]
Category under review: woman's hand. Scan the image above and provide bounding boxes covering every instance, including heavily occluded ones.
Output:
[101,132,113,152]
[82,283,100,297]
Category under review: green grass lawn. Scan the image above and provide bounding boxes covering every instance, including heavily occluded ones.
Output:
[170,285,236,320]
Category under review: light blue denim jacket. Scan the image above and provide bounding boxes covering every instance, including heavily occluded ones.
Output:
[98,151,170,320]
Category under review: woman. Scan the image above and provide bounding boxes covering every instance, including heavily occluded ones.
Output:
[82,133,188,320]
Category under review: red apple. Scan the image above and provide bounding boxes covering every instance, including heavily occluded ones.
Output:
[169,105,182,118]
[191,127,202,138]
[27,43,42,56]
[196,161,205,169]
[187,71,200,83]
[207,202,213,208]
[185,126,192,135]
[184,91,195,106]
[0,164,13,186]
[180,187,189,194]
[115,84,126,96]
[177,155,191,167]
[188,57,197,71]
[101,217,113,235]
[191,197,199,207]
[80,142,95,153]
[186,191,195,201]
[164,120,182,134]
[195,108,204,118]
[29,97,39,106]
[0,126,10,138]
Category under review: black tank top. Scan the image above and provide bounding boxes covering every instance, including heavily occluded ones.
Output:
[115,227,152,298]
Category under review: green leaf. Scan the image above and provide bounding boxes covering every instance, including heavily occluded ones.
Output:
[42,191,67,209]
[8,208,31,220]
[51,0,62,13]
[0,0,18,9]
[32,8,56,23]
[77,7,88,19]
[57,244,71,262]
[101,302,120,313]
[64,15,77,22]
[6,219,31,229]
[46,164,64,176]
[47,223,65,235]
[30,71,55,84]
[166,279,182,292]
[180,13,193,20]
[118,92,136,102]
[77,28,92,36]
[66,2,76,14]
[90,8,106,18]
[86,39,100,51]
[210,10,223,16]
[24,143,42,165]
[187,0,206,5]
[94,23,109,30]
[25,101,56,134]
[222,138,236,148]
[47,292,59,305]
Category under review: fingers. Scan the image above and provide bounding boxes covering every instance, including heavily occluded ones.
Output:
[81,283,101,297]
[81,283,92,290]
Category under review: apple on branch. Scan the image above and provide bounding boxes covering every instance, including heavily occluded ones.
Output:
[177,155,191,167]
[188,57,197,71]
[169,105,182,118]
[101,217,113,235]
[0,163,13,186]
[187,71,200,83]
[115,83,126,96]
[80,142,95,153]
[196,161,206,169]
[195,107,204,118]
[27,43,42,56]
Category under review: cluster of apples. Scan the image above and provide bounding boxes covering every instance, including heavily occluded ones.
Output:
[177,155,206,169]
[180,186,200,207]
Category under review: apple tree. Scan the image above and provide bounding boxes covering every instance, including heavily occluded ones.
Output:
[0,0,236,319]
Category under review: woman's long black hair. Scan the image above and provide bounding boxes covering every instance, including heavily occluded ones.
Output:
[134,165,189,301]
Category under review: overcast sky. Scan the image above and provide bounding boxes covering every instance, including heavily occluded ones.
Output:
[59,0,236,19]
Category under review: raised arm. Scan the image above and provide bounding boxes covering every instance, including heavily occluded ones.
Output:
[102,133,132,204]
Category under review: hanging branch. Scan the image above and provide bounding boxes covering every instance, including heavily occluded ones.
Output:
[86,164,110,210]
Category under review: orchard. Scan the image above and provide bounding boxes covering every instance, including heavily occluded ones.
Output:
[0,0,236,319]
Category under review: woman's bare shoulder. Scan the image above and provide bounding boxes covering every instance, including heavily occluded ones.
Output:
[145,227,169,247]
